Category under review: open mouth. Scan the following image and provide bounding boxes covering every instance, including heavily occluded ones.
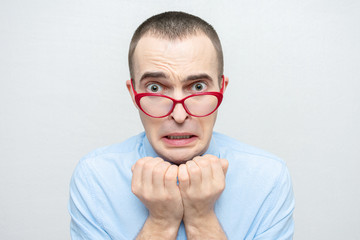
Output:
[163,134,197,146]
[166,135,194,139]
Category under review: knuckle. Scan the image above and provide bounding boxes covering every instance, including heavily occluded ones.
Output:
[135,159,145,168]
[165,195,174,202]
[142,192,152,202]
[131,184,139,195]
[143,161,154,171]
[161,161,171,168]
[131,185,136,194]
[164,173,174,181]
[203,191,212,199]
[198,159,209,168]
[153,166,164,175]
[204,154,216,160]
[135,157,153,167]
[219,182,226,191]
[211,156,220,163]
[178,172,189,182]
[193,156,205,165]
[216,181,226,192]
[203,155,218,164]
[189,166,200,175]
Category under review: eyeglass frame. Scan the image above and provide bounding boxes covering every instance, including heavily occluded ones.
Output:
[130,75,225,118]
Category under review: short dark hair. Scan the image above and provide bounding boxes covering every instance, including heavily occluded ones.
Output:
[128,11,223,81]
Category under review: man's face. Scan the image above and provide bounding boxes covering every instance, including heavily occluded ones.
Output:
[127,34,227,164]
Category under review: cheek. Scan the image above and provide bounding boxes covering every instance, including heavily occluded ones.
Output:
[198,114,217,135]
[139,113,162,133]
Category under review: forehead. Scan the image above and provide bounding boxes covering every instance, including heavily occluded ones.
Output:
[132,34,218,81]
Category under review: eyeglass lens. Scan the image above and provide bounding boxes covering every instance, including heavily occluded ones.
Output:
[139,95,219,117]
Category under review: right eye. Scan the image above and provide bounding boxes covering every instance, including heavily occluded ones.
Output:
[146,83,163,93]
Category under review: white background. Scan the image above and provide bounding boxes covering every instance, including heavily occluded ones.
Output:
[1,0,359,239]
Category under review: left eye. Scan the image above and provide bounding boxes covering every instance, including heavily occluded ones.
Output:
[191,82,207,92]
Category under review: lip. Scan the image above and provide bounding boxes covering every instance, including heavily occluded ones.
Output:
[162,133,198,147]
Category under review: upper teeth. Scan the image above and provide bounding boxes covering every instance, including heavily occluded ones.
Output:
[168,135,191,139]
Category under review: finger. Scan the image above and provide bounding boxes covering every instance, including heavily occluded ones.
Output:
[210,157,225,182]
[194,156,212,182]
[142,157,163,188]
[131,158,147,193]
[186,160,201,188]
[152,161,171,189]
[164,164,179,195]
[178,164,190,191]
[220,158,229,175]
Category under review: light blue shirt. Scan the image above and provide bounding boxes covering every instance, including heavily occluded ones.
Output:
[69,132,294,239]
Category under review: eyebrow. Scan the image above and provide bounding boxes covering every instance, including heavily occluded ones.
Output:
[139,72,213,83]
[139,72,167,82]
[184,74,213,83]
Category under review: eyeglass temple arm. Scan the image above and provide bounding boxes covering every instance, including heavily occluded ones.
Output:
[220,75,225,93]
[130,79,138,94]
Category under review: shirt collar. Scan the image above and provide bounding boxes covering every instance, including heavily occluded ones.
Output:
[142,133,160,158]
[203,135,220,158]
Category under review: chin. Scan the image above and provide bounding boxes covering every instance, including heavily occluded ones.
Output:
[159,148,205,165]
[165,156,191,165]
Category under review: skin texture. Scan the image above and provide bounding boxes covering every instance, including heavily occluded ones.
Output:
[127,34,229,239]
[131,157,183,239]
[178,155,229,239]
[127,34,228,164]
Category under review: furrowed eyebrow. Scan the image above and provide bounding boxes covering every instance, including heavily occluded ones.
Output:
[137,72,215,87]
[184,74,213,83]
[139,72,167,82]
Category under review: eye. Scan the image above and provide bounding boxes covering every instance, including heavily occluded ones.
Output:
[146,83,163,93]
[191,82,207,92]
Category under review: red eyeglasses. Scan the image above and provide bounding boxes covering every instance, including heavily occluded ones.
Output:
[131,76,225,118]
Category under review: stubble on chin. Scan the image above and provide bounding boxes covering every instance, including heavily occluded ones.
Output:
[157,147,208,165]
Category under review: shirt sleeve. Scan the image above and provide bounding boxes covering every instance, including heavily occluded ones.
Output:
[253,164,295,240]
[68,160,111,240]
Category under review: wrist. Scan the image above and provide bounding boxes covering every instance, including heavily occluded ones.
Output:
[137,215,181,240]
[184,211,226,239]
[183,208,216,227]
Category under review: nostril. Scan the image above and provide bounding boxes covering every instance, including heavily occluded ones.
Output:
[170,103,189,122]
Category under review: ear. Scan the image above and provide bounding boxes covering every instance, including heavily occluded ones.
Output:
[126,79,137,107]
[222,75,229,93]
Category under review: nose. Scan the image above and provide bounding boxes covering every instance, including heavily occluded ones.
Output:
[170,102,189,123]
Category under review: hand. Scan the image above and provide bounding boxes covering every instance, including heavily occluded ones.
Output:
[178,155,229,238]
[132,157,183,238]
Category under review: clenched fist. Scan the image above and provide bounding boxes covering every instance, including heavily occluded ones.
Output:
[131,157,183,239]
[178,155,228,238]
[132,155,229,239]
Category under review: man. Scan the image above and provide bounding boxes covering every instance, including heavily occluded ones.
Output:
[69,11,294,239]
